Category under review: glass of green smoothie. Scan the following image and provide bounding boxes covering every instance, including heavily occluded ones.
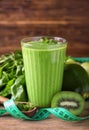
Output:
[21,36,67,107]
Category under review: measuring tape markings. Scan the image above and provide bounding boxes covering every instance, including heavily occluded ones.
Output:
[0,109,7,116]
[0,99,88,121]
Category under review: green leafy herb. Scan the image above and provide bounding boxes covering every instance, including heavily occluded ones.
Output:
[40,38,58,45]
[0,78,15,97]
[11,75,28,102]
[16,102,35,111]
[0,51,28,101]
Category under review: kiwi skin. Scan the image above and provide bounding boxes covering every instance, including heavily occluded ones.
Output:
[51,91,85,116]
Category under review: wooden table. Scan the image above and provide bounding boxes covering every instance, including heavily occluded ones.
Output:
[0,115,89,130]
[0,102,89,130]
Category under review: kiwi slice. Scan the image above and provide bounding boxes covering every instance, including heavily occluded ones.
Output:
[51,91,85,115]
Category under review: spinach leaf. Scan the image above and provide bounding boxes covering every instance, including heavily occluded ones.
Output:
[11,75,28,102]
[0,51,28,102]
[0,78,15,97]
[0,71,9,90]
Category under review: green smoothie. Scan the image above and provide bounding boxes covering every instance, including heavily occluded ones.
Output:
[21,37,67,107]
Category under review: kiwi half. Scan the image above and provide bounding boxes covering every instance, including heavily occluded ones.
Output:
[51,91,85,115]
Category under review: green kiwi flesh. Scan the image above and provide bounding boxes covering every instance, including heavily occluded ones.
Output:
[51,91,85,115]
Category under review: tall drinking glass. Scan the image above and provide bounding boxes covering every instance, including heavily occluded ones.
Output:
[21,36,67,107]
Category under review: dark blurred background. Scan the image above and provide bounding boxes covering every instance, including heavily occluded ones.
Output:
[0,0,89,57]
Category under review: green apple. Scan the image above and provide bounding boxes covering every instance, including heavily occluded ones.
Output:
[66,57,79,64]
[81,62,89,76]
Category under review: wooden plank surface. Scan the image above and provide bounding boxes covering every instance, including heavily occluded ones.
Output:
[0,0,89,56]
[0,102,89,130]
[0,115,89,130]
